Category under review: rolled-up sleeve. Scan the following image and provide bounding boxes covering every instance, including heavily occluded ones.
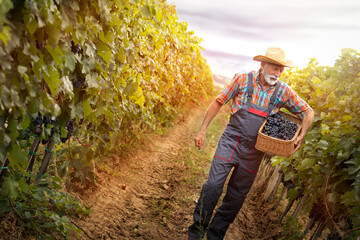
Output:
[216,73,242,105]
[284,87,312,119]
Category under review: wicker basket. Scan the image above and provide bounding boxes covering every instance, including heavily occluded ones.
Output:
[255,111,302,157]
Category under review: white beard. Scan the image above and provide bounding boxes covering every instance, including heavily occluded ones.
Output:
[263,65,279,85]
[264,74,278,85]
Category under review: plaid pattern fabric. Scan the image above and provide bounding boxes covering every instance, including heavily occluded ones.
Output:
[216,70,312,119]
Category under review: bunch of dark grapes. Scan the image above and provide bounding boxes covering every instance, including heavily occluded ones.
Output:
[262,113,299,140]
[327,232,341,240]
[283,179,295,190]
[36,40,46,51]
[32,112,43,126]
[23,129,30,140]
[43,115,57,125]
[73,77,85,89]
[42,116,57,145]
[309,202,326,223]
[30,112,43,135]
[71,41,83,55]
[61,120,75,143]
[86,122,93,130]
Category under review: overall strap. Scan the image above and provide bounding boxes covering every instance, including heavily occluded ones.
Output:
[267,81,281,114]
[246,71,280,114]
[246,72,254,103]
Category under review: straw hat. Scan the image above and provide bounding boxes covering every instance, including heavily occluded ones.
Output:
[253,47,294,68]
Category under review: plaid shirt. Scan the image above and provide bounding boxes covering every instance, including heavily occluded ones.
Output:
[216,70,312,119]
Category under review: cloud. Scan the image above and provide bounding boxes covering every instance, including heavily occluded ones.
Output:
[201,49,260,77]
[176,4,360,37]
[172,0,360,74]
[202,49,251,62]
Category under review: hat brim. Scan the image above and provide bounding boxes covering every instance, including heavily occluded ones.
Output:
[253,55,294,68]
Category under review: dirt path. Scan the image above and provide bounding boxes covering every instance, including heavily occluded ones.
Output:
[73,103,284,240]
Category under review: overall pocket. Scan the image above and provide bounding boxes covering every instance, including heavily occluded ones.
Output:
[214,132,241,162]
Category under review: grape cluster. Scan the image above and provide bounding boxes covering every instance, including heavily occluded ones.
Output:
[61,120,75,143]
[36,40,46,51]
[278,169,296,189]
[284,179,295,190]
[309,202,326,222]
[262,113,299,140]
[32,112,43,126]
[71,41,83,54]
[23,129,30,140]
[327,232,341,240]
[43,115,57,125]
[28,113,76,144]
[73,77,85,89]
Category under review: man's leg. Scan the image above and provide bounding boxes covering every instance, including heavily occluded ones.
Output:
[207,162,257,240]
[188,156,234,239]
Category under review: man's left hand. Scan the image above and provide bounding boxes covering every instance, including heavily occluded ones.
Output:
[293,135,305,153]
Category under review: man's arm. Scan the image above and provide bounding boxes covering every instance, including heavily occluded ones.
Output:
[194,100,223,149]
[293,108,314,153]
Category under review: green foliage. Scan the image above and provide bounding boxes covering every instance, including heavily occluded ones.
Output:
[0,174,90,239]
[277,48,360,237]
[281,216,303,240]
[0,0,213,237]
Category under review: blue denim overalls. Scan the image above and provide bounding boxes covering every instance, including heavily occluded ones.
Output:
[188,72,280,240]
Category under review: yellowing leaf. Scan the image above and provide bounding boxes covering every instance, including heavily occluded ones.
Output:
[141,5,151,18]
[110,14,122,26]
[26,16,39,35]
[320,124,330,135]
[129,86,145,108]
[105,32,115,43]
[0,26,11,45]
[311,77,321,84]
[155,6,163,22]
[45,45,65,68]
[342,115,352,122]
[97,43,112,64]
[43,65,61,96]
[99,31,109,44]
[83,101,92,117]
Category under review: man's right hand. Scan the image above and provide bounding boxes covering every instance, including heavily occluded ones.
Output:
[193,100,223,150]
[194,130,206,149]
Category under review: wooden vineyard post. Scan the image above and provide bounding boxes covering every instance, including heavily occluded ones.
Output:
[260,154,272,173]
[264,164,276,186]
[263,166,282,202]
[0,157,10,188]
[255,154,272,182]
[268,170,284,203]
[302,218,316,239]
[26,136,41,183]
[272,185,287,210]
[292,193,309,218]
[309,220,325,240]
[37,139,55,180]
[278,197,296,222]
[26,125,42,173]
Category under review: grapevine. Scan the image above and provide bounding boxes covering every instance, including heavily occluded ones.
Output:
[0,0,213,238]
[272,50,360,238]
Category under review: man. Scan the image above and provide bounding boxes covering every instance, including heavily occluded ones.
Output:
[187,47,314,240]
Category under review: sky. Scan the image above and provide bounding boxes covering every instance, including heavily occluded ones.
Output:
[169,0,360,79]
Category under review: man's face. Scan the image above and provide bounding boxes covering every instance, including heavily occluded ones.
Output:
[263,63,285,85]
